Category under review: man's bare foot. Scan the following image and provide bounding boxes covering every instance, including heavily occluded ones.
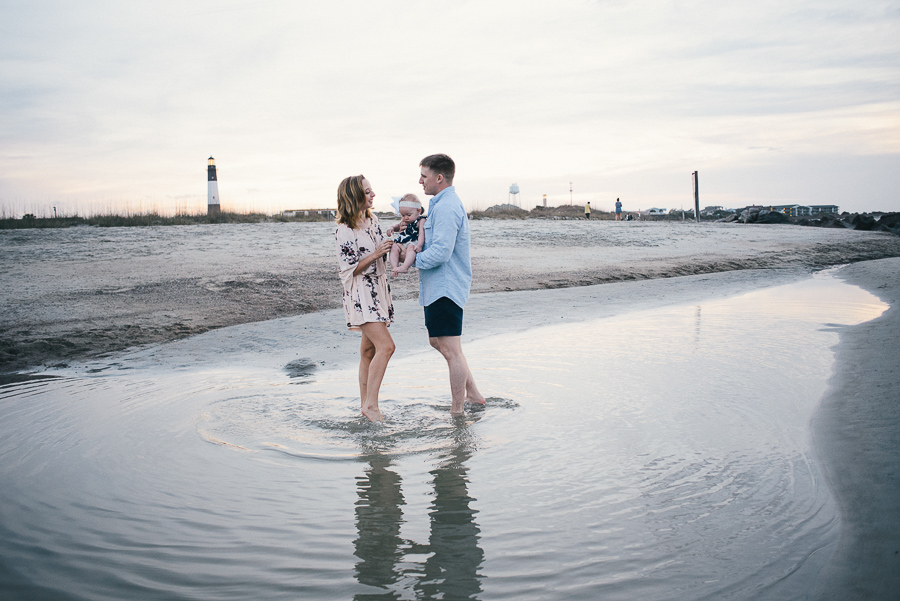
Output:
[361,405,384,423]
[395,266,409,274]
[465,393,487,406]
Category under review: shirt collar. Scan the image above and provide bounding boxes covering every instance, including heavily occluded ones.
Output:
[430,185,455,206]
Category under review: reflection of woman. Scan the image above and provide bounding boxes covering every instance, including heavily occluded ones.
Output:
[335,175,395,422]
[353,456,405,593]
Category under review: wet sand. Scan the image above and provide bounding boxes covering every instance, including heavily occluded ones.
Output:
[811,258,900,600]
[2,220,899,373]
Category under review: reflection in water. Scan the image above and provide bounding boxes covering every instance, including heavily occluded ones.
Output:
[354,455,408,600]
[354,425,483,600]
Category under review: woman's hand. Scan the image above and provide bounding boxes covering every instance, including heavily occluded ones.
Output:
[352,238,393,277]
[375,239,393,257]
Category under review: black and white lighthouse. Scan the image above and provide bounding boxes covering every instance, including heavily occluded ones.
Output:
[207,156,220,215]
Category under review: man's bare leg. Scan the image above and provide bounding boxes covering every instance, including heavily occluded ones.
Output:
[430,335,486,415]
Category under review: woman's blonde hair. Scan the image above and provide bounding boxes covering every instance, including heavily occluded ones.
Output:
[336,175,371,227]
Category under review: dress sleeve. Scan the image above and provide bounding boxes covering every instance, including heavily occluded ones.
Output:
[335,224,359,291]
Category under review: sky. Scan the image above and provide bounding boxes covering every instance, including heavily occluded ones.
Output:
[1,0,898,217]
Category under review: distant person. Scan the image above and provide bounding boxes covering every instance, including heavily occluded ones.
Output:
[335,175,395,423]
[385,193,426,277]
[415,154,486,415]
[585,202,591,220]
[615,198,622,221]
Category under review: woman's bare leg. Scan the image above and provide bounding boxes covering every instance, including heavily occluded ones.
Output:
[358,322,395,422]
[359,331,375,413]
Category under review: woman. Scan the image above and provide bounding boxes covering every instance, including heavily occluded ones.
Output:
[335,175,395,422]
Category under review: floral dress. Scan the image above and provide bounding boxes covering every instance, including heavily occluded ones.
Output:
[335,215,394,330]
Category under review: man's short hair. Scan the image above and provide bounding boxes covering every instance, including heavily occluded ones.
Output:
[420,154,455,183]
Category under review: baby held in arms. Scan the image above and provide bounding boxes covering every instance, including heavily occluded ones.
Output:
[385,194,426,277]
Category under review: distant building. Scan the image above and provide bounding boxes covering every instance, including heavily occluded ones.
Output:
[809,204,840,215]
[770,204,803,217]
[282,209,336,218]
[701,206,724,215]
[768,204,839,218]
[647,208,667,215]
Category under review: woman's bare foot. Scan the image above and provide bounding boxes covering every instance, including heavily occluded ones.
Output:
[361,405,384,423]
[465,394,487,406]
[391,269,399,277]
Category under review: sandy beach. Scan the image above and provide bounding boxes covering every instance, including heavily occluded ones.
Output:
[1,220,899,597]
[2,220,899,373]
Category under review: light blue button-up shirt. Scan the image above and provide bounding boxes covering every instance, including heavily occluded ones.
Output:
[414,186,472,308]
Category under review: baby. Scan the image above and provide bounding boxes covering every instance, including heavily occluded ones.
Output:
[385,194,426,277]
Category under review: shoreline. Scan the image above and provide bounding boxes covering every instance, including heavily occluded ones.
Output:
[2,221,900,374]
[810,257,900,599]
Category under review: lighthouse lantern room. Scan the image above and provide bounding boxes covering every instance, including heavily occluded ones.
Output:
[207,156,220,215]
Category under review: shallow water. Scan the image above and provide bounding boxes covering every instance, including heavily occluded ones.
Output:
[0,271,886,600]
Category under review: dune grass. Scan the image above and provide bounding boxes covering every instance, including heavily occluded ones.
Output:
[0,211,336,229]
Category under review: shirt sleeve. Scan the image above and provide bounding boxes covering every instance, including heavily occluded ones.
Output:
[415,204,458,270]
[335,224,359,291]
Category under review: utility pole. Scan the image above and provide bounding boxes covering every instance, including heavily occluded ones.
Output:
[692,171,700,222]
[569,182,573,205]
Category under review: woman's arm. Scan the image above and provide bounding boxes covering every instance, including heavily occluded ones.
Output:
[415,205,459,270]
[353,238,393,276]
[414,217,426,252]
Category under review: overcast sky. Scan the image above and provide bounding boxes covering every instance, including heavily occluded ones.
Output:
[1,0,898,216]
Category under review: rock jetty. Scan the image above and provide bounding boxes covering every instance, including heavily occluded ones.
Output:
[720,209,900,234]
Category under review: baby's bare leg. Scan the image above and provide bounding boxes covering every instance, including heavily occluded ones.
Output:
[391,245,408,277]
[389,243,402,277]
[394,245,417,274]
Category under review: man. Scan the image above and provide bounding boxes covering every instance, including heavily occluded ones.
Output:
[585,201,591,220]
[415,154,486,415]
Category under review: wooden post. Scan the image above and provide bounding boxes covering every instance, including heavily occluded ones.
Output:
[692,171,700,222]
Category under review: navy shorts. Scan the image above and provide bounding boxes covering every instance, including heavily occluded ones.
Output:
[424,297,463,338]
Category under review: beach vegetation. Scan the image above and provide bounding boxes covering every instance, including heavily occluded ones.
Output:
[0,209,338,229]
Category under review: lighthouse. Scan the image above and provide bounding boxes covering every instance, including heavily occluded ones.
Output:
[207,156,220,215]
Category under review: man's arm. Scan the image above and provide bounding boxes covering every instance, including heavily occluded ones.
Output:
[415,206,458,270]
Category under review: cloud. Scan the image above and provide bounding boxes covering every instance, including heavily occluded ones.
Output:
[0,0,898,216]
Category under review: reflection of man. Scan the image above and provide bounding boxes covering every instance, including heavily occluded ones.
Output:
[416,154,486,415]
[353,441,484,599]
[417,445,483,600]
